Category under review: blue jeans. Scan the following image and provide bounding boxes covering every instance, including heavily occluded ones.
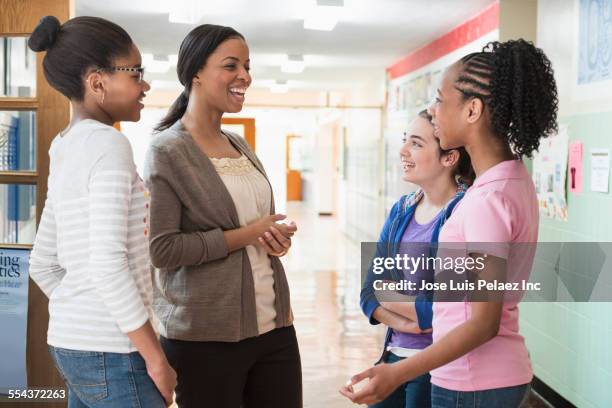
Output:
[431,383,531,408]
[369,352,431,408]
[49,346,166,408]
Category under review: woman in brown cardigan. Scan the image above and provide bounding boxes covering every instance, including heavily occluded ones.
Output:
[144,24,302,408]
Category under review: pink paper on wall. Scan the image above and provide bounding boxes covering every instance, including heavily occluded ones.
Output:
[568,141,583,193]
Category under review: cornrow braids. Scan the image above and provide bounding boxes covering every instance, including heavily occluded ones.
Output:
[455,39,559,158]
[456,52,494,102]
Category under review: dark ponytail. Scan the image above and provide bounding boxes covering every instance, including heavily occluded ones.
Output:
[155,24,245,132]
[455,39,558,158]
[418,110,475,186]
[28,16,133,100]
[160,90,189,131]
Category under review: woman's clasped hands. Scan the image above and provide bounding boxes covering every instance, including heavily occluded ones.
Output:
[251,214,297,257]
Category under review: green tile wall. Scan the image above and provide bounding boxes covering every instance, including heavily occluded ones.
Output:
[522,111,612,408]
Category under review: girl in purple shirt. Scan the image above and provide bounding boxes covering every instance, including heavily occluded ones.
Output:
[359,110,473,408]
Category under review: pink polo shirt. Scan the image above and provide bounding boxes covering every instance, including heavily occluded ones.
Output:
[431,160,537,391]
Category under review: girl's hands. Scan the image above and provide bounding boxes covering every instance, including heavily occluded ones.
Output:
[339,362,406,405]
[146,359,177,406]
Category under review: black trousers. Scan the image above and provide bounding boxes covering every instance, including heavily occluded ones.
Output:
[161,325,302,408]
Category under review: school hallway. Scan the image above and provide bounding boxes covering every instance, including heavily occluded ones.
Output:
[3,1,612,407]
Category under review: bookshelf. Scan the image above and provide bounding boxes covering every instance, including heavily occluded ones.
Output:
[1,1,71,406]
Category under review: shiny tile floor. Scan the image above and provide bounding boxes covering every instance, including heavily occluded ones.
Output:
[284,202,386,408]
[284,202,550,408]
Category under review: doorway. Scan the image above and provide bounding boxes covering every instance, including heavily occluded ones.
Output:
[221,117,256,150]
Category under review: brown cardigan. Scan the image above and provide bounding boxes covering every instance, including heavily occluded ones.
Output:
[143,120,293,342]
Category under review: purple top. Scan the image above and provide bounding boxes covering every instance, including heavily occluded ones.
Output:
[386,212,439,350]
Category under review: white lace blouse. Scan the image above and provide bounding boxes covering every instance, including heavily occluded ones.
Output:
[210,154,277,335]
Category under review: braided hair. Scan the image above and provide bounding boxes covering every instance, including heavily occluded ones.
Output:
[455,39,558,158]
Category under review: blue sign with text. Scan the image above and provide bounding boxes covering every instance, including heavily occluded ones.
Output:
[0,247,29,394]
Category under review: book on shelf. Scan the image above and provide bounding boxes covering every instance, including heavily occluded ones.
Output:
[0,113,19,172]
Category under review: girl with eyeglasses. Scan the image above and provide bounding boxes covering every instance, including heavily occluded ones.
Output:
[28,15,176,407]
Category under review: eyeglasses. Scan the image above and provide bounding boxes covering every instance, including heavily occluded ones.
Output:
[96,66,146,83]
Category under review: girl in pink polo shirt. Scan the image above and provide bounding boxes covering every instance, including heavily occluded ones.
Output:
[341,39,558,407]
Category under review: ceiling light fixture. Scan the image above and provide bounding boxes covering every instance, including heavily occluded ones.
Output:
[303,0,344,31]
[281,54,306,73]
[142,54,178,74]
[271,80,289,93]
[168,2,201,24]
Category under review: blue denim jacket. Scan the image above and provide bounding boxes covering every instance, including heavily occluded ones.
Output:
[359,186,466,359]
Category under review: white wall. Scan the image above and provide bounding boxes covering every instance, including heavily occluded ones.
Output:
[338,108,384,242]
[121,108,167,175]
[229,107,322,215]
[312,112,340,215]
[538,0,612,117]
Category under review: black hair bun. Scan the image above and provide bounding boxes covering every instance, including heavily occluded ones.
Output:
[28,16,61,52]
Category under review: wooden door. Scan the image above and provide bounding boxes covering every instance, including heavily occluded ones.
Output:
[1,1,70,406]
[221,117,256,150]
[286,134,302,201]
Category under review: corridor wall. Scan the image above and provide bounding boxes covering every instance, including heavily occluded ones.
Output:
[518,1,612,407]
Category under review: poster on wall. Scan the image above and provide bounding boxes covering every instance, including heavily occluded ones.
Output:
[578,0,612,85]
[533,126,570,221]
[0,247,29,394]
[575,0,612,99]
[569,141,584,193]
[590,148,610,192]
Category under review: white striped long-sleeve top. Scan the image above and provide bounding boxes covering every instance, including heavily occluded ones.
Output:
[29,119,153,353]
